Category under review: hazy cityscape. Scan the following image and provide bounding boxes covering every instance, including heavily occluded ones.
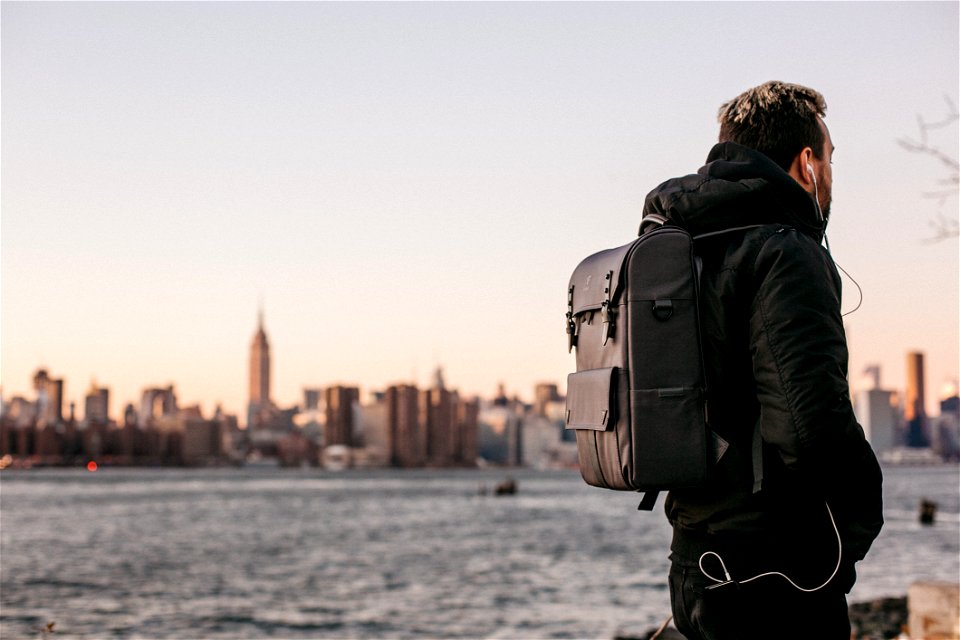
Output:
[0,310,577,471]
[1,310,957,472]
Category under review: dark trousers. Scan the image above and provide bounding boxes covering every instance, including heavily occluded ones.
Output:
[669,561,850,640]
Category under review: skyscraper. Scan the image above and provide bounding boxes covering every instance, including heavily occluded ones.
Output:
[324,385,359,447]
[422,369,454,466]
[905,351,929,447]
[387,383,424,467]
[248,309,272,428]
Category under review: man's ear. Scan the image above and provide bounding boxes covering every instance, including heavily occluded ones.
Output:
[787,147,816,191]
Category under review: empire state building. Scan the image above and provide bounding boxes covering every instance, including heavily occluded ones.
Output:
[248,309,272,428]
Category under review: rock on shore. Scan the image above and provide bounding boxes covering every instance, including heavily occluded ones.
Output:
[849,596,908,639]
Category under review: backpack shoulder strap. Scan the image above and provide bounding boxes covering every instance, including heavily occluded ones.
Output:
[692,224,767,241]
[637,491,659,511]
[639,213,669,235]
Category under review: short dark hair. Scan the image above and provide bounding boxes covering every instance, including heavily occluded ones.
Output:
[718,81,827,171]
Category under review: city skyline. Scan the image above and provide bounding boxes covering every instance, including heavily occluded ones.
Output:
[5,318,957,469]
[4,313,956,427]
[2,3,958,419]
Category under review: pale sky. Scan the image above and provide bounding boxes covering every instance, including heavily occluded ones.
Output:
[2,2,958,421]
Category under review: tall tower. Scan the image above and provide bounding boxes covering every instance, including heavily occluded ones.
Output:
[248,308,272,427]
[905,351,928,447]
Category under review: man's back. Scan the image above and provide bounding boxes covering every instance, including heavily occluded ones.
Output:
[645,83,883,640]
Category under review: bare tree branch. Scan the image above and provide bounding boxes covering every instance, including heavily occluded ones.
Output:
[900,95,959,241]
[923,214,960,244]
[897,138,960,171]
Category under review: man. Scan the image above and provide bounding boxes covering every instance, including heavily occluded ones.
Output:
[642,81,883,639]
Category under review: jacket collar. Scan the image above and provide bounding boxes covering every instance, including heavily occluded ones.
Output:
[642,142,825,242]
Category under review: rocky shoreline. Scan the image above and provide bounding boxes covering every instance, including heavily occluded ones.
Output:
[849,596,908,639]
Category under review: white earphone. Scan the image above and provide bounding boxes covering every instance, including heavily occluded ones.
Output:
[805,161,863,316]
[806,162,823,224]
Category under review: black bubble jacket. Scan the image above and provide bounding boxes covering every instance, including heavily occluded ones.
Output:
[644,142,883,587]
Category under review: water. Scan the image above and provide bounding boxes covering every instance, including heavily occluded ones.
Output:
[1,465,957,639]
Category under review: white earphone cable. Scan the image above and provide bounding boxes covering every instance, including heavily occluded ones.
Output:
[811,169,864,317]
[697,502,842,593]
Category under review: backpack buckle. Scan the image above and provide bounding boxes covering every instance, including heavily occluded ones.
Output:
[567,286,578,352]
[601,271,615,345]
[652,299,673,321]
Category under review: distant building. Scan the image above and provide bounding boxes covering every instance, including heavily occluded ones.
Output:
[33,369,64,428]
[84,382,110,425]
[478,404,522,465]
[422,369,478,468]
[854,378,901,457]
[493,382,509,407]
[119,403,141,459]
[182,418,222,465]
[355,398,390,467]
[456,397,480,467]
[905,351,929,447]
[853,365,901,455]
[524,385,577,468]
[534,383,561,418]
[385,375,477,469]
[244,307,296,434]
[139,385,177,428]
[4,396,37,428]
[248,308,273,428]
[521,414,559,468]
[303,388,321,411]
[324,385,359,447]
[276,429,318,467]
[861,365,881,390]
[293,401,324,446]
[422,370,455,466]
[123,404,138,428]
[387,384,425,467]
[934,384,960,461]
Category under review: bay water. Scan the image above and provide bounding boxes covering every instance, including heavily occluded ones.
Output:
[1,465,957,639]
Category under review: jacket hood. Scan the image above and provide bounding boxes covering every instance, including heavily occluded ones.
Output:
[641,142,825,241]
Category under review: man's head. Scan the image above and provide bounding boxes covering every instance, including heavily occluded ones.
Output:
[718,81,834,220]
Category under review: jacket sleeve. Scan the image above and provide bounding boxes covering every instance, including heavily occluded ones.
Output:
[749,228,883,564]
